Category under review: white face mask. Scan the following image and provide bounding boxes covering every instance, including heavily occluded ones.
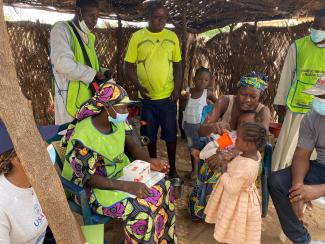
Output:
[312,96,325,116]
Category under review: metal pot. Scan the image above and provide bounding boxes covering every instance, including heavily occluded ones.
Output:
[171,178,184,199]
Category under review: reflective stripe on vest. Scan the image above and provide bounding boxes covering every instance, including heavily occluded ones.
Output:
[64,22,100,118]
[286,36,325,114]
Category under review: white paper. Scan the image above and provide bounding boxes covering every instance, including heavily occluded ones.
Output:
[117,171,166,198]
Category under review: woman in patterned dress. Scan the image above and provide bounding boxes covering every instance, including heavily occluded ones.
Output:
[61,82,177,243]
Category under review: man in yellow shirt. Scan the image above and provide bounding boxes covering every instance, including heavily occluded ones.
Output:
[124,2,182,178]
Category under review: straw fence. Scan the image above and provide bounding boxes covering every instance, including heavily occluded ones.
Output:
[185,22,310,109]
[6,21,310,124]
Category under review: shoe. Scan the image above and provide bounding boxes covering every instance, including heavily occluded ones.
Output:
[310,241,325,244]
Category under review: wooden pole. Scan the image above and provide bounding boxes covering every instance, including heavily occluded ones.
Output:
[0,2,82,243]
[181,2,188,89]
[116,16,123,82]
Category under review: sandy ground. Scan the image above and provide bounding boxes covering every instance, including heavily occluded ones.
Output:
[163,137,325,244]
[80,136,325,244]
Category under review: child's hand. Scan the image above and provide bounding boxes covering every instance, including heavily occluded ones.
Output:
[221,149,240,161]
[206,151,223,170]
[181,89,190,99]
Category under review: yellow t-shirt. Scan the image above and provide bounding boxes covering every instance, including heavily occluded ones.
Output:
[124,28,182,100]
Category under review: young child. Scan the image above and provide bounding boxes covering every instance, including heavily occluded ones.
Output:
[204,122,267,244]
[182,67,217,179]
[199,110,260,160]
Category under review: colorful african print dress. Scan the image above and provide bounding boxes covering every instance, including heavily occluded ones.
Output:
[61,117,177,243]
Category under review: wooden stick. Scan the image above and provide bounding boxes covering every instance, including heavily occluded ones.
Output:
[0,1,83,243]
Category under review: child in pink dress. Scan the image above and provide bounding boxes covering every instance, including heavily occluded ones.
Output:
[204,122,267,244]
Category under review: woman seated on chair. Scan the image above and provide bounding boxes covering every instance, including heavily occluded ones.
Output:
[61,82,177,243]
[188,71,271,220]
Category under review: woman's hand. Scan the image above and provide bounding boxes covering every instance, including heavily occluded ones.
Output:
[124,182,151,199]
[211,122,231,135]
[149,158,170,174]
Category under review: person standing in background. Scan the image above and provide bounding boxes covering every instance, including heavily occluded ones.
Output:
[124,2,182,178]
[272,9,325,171]
[50,0,107,125]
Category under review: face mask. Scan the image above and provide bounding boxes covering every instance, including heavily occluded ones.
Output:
[107,107,129,124]
[310,28,325,44]
[78,9,92,34]
[312,97,325,116]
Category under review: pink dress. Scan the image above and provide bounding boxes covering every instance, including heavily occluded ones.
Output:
[204,154,261,244]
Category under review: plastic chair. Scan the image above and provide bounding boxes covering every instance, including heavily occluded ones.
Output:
[261,143,273,217]
[46,131,112,226]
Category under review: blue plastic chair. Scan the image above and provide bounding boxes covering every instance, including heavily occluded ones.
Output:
[261,143,272,217]
[46,125,112,226]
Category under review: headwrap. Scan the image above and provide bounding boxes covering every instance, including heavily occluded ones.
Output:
[62,82,134,146]
[238,71,268,91]
[76,82,130,121]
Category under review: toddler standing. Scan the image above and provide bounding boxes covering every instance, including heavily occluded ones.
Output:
[182,67,217,179]
[204,122,267,244]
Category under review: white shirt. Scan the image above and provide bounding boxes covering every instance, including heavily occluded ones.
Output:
[183,89,208,124]
[274,41,325,106]
[50,21,97,125]
[0,174,48,244]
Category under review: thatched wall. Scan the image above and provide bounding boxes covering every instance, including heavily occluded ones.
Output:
[7,21,137,124]
[5,0,323,33]
[7,21,310,124]
[185,22,310,109]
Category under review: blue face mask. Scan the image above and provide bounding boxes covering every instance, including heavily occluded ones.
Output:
[108,107,129,124]
[310,28,325,44]
[312,97,325,116]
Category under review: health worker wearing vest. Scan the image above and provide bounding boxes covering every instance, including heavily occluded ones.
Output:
[272,9,325,171]
[50,0,106,125]
[61,82,177,243]
[124,2,182,178]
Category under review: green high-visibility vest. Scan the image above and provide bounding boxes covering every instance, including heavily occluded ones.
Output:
[64,22,100,118]
[61,117,131,209]
[286,36,325,114]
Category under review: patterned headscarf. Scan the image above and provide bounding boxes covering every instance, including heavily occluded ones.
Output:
[238,71,268,91]
[76,82,129,121]
[61,82,131,147]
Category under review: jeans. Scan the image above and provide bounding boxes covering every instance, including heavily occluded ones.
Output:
[268,161,325,244]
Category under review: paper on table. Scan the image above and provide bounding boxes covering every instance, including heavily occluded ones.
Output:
[117,171,165,198]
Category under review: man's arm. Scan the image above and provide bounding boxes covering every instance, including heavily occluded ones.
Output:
[170,62,182,101]
[50,22,97,83]
[123,62,150,99]
[291,147,313,186]
[123,33,150,99]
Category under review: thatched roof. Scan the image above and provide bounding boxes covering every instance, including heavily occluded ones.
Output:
[4,0,324,32]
